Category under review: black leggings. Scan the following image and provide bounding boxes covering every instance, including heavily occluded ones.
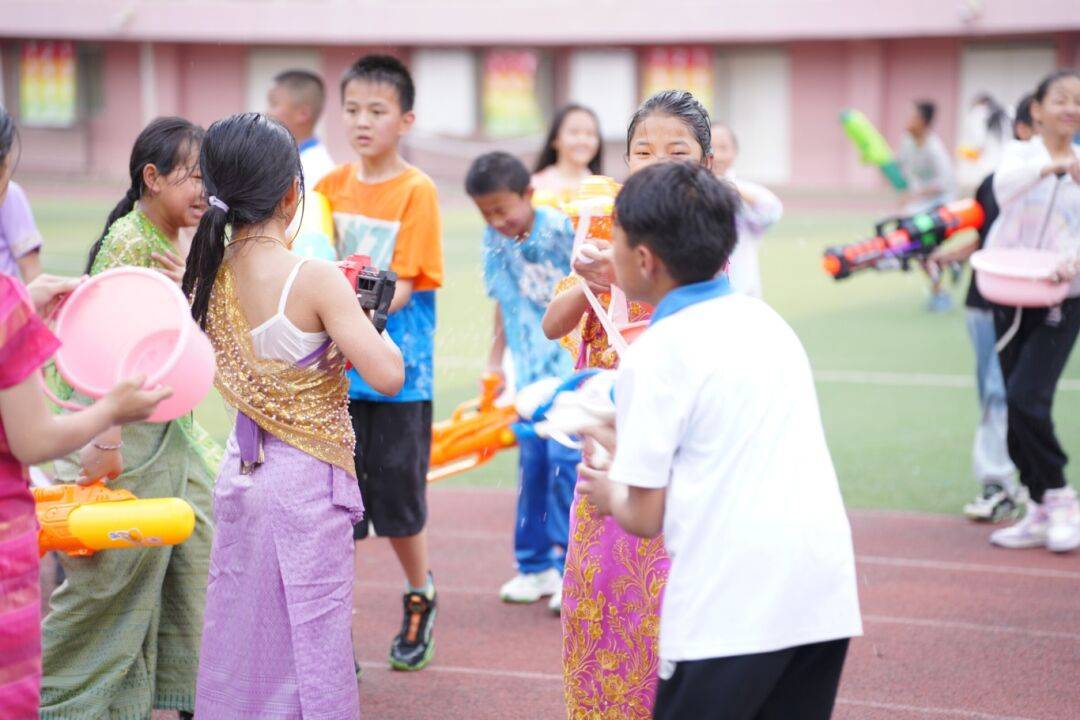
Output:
[993,297,1080,503]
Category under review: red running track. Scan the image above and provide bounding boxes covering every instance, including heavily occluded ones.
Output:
[129,486,1080,719]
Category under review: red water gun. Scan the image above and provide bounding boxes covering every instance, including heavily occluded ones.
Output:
[823,200,985,280]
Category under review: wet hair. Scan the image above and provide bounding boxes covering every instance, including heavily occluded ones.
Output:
[972,93,1009,138]
[340,54,415,112]
[614,162,739,285]
[85,117,204,273]
[1014,93,1035,135]
[0,104,18,171]
[626,90,713,161]
[182,113,302,327]
[1034,69,1080,103]
[465,151,531,196]
[273,69,326,119]
[533,104,603,175]
[915,100,936,127]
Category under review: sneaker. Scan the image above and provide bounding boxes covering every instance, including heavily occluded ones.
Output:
[499,568,562,603]
[547,586,563,615]
[990,500,1049,549]
[1044,487,1080,553]
[964,483,1023,522]
[389,590,436,671]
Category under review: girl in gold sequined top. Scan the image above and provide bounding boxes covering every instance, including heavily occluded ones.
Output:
[183,113,401,720]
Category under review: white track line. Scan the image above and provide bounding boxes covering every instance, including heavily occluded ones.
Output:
[863,614,1080,642]
[814,370,1080,391]
[856,554,1080,581]
[355,662,1038,720]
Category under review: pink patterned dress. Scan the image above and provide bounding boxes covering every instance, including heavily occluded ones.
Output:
[556,278,670,720]
[0,273,61,720]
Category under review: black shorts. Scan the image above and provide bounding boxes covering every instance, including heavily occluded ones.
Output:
[349,400,432,540]
[653,638,850,720]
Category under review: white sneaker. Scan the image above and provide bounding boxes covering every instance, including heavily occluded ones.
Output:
[964,484,1025,522]
[990,500,1048,549]
[499,568,562,603]
[547,586,563,615]
[1044,487,1080,553]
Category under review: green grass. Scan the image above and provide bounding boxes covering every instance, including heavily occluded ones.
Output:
[32,196,1080,514]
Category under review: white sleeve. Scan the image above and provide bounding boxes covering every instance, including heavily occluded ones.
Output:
[608,346,690,489]
[737,180,783,234]
[993,142,1044,207]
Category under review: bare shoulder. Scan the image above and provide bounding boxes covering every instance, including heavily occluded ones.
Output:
[295,258,352,299]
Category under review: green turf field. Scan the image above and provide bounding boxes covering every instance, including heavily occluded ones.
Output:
[32,195,1080,514]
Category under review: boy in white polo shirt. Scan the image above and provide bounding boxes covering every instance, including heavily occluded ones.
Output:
[578,161,862,720]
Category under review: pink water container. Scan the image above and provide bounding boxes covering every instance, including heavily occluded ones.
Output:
[971,248,1070,308]
[51,268,215,422]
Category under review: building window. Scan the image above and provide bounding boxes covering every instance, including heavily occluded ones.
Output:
[567,49,636,140]
[413,48,478,136]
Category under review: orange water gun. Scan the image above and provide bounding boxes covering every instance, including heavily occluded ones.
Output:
[34,482,195,557]
[428,373,519,483]
[823,199,985,280]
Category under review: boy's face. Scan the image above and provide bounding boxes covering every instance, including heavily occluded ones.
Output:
[611,223,651,302]
[905,106,927,136]
[341,79,414,159]
[472,189,535,240]
[267,84,308,141]
[1014,120,1035,142]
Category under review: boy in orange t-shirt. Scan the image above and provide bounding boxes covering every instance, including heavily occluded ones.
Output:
[315,54,444,672]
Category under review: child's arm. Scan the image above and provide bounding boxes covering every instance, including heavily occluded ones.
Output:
[17,250,43,283]
[578,463,666,538]
[486,304,507,382]
[0,375,170,467]
[310,260,405,396]
[389,277,413,313]
[542,282,589,340]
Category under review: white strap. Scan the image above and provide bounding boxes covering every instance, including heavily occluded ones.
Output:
[278,259,309,314]
[577,277,630,360]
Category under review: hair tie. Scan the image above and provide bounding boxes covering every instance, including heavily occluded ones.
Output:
[208,196,229,213]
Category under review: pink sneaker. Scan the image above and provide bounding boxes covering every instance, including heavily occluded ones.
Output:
[1044,487,1080,553]
[990,500,1048,549]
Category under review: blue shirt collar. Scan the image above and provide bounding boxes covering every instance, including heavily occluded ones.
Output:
[297,137,319,153]
[649,276,732,326]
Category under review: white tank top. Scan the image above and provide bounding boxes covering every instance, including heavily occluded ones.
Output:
[249,259,329,363]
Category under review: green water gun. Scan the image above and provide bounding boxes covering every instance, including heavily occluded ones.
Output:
[840,109,908,191]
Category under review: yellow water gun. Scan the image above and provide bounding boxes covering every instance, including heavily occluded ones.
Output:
[34,482,195,557]
[428,374,519,483]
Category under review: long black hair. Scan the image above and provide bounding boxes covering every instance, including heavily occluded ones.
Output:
[0,104,18,174]
[534,103,603,175]
[972,93,1009,139]
[626,90,713,162]
[182,112,302,328]
[85,117,204,272]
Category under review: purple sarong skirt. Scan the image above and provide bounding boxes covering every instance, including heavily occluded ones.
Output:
[195,430,363,719]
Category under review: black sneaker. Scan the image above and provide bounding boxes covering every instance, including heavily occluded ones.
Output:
[389,589,436,671]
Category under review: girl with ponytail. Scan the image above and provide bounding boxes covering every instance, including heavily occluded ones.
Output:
[39,117,219,720]
[188,113,402,719]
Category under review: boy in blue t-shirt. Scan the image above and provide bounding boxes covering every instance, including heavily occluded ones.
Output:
[466,151,579,614]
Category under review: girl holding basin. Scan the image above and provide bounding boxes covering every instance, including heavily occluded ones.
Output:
[40,117,220,720]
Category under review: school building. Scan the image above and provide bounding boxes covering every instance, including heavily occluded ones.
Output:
[1,0,1077,189]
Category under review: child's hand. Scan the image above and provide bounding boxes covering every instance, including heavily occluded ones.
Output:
[101,376,173,425]
[580,423,616,459]
[151,250,186,285]
[26,274,85,317]
[573,244,616,295]
[77,443,123,485]
[1051,256,1080,284]
[576,462,614,516]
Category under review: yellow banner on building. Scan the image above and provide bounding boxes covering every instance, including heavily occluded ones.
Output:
[641,46,713,112]
[20,40,77,127]
[483,50,543,137]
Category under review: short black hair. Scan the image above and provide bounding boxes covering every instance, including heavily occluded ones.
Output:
[915,100,936,126]
[615,162,739,285]
[1015,93,1035,130]
[273,69,326,118]
[340,54,415,112]
[465,151,531,197]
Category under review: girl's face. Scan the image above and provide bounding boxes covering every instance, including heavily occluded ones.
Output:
[710,126,737,176]
[151,144,206,229]
[1033,76,1080,139]
[626,114,706,175]
[554,109,601,170]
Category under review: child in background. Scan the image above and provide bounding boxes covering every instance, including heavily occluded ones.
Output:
[466,151,578,612]
[930,95,1035,522]
[985,69,1080,553]
[542,89,713,720]
[710,123,783,299]
[315,54,444,671]
[0,106,43,282]
[267,69,337,189]
[40,117,220,720]
[0,273,168,720]
[186,112,403,720]
[532,104,603,205]
[578,162,862,720]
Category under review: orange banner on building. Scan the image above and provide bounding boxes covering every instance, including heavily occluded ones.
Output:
[641,46,713,112]
[20,40,77,127]
[483,50,544,137]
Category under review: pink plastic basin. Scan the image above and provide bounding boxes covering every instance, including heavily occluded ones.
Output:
[971,248,1069,308]
[53,267,215,422]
